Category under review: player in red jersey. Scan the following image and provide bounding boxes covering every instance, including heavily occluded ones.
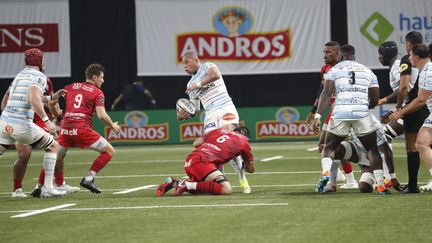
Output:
[55,63,120,193]
[156,126,255,196]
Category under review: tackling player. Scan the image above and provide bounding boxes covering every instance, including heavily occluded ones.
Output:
[54,63,121,193]
[177,51,251,194]
[156,126,254,196]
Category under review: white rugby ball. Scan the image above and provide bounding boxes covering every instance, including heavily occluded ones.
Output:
[176,98,196,117]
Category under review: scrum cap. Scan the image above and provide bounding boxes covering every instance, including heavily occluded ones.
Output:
[24,48,44,70]
[378,41,398,59]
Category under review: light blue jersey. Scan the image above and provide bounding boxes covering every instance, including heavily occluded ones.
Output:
[418,62,432,112]
[187,62,234,111]
[1,68,47,124]
[324,60,379,120]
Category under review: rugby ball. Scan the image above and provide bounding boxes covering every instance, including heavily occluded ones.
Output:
[176,98,196,117]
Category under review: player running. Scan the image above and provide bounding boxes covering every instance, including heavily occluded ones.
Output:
[53,63,120,193]
[177,51,251,193]
[156,126,254,196]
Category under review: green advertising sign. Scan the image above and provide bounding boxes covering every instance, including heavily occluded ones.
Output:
[92,106,325,145]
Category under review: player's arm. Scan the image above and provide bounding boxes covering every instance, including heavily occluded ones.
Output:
[390,89,431,121]
[143,88,157,108]
[1,87,10,111]
[29,86,56,133]
[48,102,62,119]
[368,87,380,109]
[313,79,334,133]
[242,144,255,173]
[379,88,398,105]
[111,94,124,110]
[396,75,410,109]
[95,106,121,132]
[185,66,221,93]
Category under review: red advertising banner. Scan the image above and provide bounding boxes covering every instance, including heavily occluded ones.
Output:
[0,24,59,53]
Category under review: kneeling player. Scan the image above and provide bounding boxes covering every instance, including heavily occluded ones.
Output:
[156,126,255,196]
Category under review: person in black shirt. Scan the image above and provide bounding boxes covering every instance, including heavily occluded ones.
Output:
[395,31,428,193]
[111,80,157,110]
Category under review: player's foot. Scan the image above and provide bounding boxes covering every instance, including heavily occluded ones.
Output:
[399,185,420,194]
[390,178,402,192]
[315,173,330,193]
[419,181,432,192]
[40,186,66,198]
[239,178,251,194]
[323,183,337,193]
[80,177,101,193]
[11,188,27,198]
[55,182,80,194]
[376,185,390,195]
[339,181,359,189]
[384,179,392,188]
[156,177,178,197]
[30,184,42,198]
[173,180,188,196]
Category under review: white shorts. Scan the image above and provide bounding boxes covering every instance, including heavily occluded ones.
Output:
[422,113,432,128]
[341,141,370,166]
[203,105,239,134]
[327,114,376,137]
[0,120,54,149]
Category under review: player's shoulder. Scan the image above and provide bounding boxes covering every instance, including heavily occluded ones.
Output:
[400,55,411,65]
[202,62,217,70]
[424,62,432,75]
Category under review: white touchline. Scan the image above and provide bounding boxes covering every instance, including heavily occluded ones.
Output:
[10,204,76,218]
[261,156,284,162]
[113,185,158,194]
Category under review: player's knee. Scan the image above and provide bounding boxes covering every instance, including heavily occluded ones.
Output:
[105,144,116,156]
[46,140,59,153]
[17,146,31,161]
[415,139,429,152]
[220,182,232,195]
[358,182,373,193]
[359,172,374,193]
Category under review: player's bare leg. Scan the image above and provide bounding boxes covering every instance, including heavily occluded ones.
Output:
[174,170,232,196]
[12,143,31,198]
[415,127,432,192]
[80,137,116,193]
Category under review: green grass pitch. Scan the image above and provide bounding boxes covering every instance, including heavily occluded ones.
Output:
[0,140,431,242]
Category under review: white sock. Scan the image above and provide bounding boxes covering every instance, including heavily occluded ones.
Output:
[43,152,57,190]
[373,169,385,186]
[321,157,332,174]
[329,161,339,184]
[85,171,96,181]
[346,172,356,184]
[229,156,246,180]
[382,156,390,180]
[185,181,197,190]
[429,168,432,177]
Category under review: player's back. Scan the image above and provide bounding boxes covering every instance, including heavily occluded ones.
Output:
[62,82,104,130]
[324,60,378,120]
[1,68,46,123]
[192,129,253,166]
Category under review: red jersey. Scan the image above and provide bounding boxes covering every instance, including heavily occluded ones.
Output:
[33,77,54,124]
[188,129,254,167]
[320,64,336,104]
[61,82,105,130]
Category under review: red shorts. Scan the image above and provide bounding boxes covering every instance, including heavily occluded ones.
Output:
[34,120,49,132]
[57,128,101,148]
[184,154,218,182]
[324,108,333,125]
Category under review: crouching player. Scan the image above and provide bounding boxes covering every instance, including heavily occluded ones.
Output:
[156,126,255,196]
[322,115,402,193]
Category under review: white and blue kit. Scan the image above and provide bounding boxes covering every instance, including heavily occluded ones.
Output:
[418,62,432,128]
[187,62,239,134]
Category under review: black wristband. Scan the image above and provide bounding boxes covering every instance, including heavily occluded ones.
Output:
[310,105,317,113]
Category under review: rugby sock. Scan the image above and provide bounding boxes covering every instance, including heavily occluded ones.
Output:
[345,172,356,184]
[329,161,339,184]
[185,181,197,190]
[85,171,97,181]
[407,152,420,188]
[13,179,23,191]
[54,171,64,186]
[90,152,112,174]
[341,162,353,174]
[382,159,391,180]
[321,157,332,174]
[373,169,385,186]
[43,152,57,190]
[38,168,45,185]
[196,181,222,195]
[230,156,246,179]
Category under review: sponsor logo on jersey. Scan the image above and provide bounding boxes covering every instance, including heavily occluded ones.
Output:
[72,83,82,89]
[400,63,409,73]
[0,23,59,53]
[61,128,78,136]
[177,6,291,62]
[222,113,236,121]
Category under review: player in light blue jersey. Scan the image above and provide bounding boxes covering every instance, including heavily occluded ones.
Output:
[390,44,432,192]
[313,44,389,194]
[177,51,251,194]
[0,48,66,198]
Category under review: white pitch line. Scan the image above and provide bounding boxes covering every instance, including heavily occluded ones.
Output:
[260,156,283,162]
[10,203,76,218]
[113,185,158,194]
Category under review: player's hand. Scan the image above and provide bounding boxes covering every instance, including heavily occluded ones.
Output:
[112,122,121,133]
[45,120,56,135]
[388,110,402,121]
[306,112,315,125]
[380,112,391,124]
[378,98,387,106]
[312,118,321,134]
[51,89,67,100]
[176,108,190,121]
[185,83,198,94]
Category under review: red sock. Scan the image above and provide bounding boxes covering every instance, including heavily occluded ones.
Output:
[13,179,23,191]
[341,162,353,174]
[38,168,45,185]
[90,152,112,173]
[196,181,223,195]
[54,172,64,186]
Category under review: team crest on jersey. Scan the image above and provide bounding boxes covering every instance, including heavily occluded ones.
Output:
[73,83,82,89]
[176,6,291,62]
[5,125,13,133]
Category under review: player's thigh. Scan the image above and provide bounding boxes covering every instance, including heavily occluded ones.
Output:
[15,142,32,160]
[351,115,376,136]
[0,120,16,147]
[415,126,432,149]
[326,117,351,137]
[88,134,113,154]
[185,155,219,182]
[338,141,360,163]
[12,123,55,150]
